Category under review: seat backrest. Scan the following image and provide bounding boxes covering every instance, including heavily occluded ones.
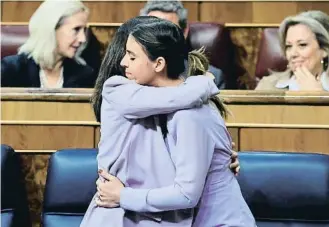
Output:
[1,25,29,58]
[1,144,31,227]
[237,151,329,227]
[186,22,240,89]
[42,149,98,227]
[255,28,288,80]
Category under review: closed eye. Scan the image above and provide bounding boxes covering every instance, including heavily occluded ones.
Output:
[74,26,86,33]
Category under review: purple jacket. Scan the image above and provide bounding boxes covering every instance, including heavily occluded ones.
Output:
[80,75,218,227]
[120,104,257,226]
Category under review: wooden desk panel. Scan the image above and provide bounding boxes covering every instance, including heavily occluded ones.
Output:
[2,101,95,121]
[2,88,329,153]
[1,124,95,150]
[226,104,329,125]
[1,88,329,227]
[239,128,329,154]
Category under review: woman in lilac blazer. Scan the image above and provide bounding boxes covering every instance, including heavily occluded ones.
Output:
[81,17,227,227]
[94,18,256,226]
[81,17,246,227]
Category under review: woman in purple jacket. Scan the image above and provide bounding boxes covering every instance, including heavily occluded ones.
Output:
[81,16,244,227]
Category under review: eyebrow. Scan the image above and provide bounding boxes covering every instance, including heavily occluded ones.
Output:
[126,50,136,56]
[285,39,309,44]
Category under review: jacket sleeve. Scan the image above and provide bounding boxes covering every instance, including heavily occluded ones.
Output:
[102,75,219,119]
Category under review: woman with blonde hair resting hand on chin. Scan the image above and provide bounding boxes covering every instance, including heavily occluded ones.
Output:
[256,10,329,91]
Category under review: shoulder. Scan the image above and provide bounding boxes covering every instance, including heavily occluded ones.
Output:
[1,54,37,74]
[102,76,133,98]
[255,71,290,90]
[103,76,131,87]
[2,54,30,67]
[171,108,205,127]
[1,54,38,87]
[103,76,132,92]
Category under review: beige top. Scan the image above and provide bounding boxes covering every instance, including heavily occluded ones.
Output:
[255,71,329,91]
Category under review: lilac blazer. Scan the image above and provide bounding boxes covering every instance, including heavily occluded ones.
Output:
[80,76,218,227]
[120,104,257,226]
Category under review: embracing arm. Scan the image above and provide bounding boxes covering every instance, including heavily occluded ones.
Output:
[119,112,214,212]
[102,76,218,119]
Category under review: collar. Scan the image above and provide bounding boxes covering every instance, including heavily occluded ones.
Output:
[275,72,291,89]
[275,71,329,91]
[320,71,329,91]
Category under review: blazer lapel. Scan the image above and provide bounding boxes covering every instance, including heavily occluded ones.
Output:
[25,57,41,87]
[62,58,94,88]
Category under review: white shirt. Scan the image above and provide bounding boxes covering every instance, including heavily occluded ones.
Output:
[39,68,64,88]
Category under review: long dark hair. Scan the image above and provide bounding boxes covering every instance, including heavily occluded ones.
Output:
[91,16,160,122]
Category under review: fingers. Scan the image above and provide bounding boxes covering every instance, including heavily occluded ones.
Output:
[295,67,306,80]
[229,161,238,169]
[95,196,118,208]
[96,178,101,187]
[235,166,241,176]
[231,150,238,158]
[96,181,107,194]
[301,66,318,81]
[98,169,115,182]
[95,197,106,207]
[97,186,102,194]
[98,169,111,181]
[231,142,236,149]
[295,66,314,80]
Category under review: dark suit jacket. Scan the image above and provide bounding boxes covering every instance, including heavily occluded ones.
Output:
[1,54,97,88]
[183,60,226,89]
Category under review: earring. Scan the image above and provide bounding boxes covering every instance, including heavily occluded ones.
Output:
[321,59,324,64]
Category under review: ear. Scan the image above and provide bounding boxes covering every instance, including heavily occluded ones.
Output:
[322,50,328,59]
[154,57,166,73]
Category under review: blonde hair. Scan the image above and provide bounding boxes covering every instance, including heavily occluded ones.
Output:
[279,11,329,72]
[187,47,209,77]
[18,0,89,69]
[187,47,229,118]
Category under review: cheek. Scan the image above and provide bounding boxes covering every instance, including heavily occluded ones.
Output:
[58,31,76,48]
[57,35,70,52]
[134,68,153,84]
[304,49,322,67]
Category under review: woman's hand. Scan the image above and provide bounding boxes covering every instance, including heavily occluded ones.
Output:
[95,169,124,208]
[295,66,323,91]
[229,142,240,176]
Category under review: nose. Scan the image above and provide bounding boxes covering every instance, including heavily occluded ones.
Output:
[77,29,87,44]
[120,54,128,68]
[288,45,299,59]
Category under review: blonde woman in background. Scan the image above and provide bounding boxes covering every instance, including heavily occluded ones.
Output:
[1,0,97,88]
[256,10,329,91]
